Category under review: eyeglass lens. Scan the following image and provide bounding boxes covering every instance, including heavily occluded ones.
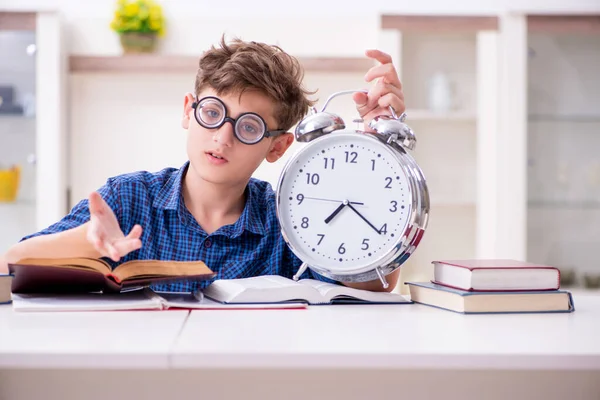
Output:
[196,98,266,144]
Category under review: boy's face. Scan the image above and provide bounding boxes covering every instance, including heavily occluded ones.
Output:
[181,87,294,187]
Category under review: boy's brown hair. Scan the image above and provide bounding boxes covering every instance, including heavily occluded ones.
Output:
[195,36,316,132]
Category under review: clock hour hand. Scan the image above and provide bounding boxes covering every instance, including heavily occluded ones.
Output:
[324,200,348,224]
[346,203,381,234]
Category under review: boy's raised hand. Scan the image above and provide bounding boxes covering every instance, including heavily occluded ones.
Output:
[87,192,142,262]
[353,49,405,130]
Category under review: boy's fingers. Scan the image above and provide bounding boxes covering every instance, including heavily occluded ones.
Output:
[367,81,403,107]
[352,92,371,116]
[364,63,402,88]
[88,229,110,258]
[88,192,105,216]
[105,242,121,262]
[126,224,143,240]
[114,238,142,256]
[365,49,393,65]
[378,93,405,114]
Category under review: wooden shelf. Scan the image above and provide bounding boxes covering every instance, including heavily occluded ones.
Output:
[0,12,36,31]
[528,200,600,210]
[528,15,600,34]
[381,15,498,33]
[69,55,374,74]
[529,114,600,123]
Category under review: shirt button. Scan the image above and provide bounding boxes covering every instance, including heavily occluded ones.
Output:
[204,239,212,248]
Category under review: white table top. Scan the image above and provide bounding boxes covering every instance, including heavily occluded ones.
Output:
[1,294,599,370]
[173,294,600,370]
[0,308,189,369]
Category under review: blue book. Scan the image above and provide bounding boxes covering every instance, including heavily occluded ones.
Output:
[0,274,12,305]
[405,281,575,314]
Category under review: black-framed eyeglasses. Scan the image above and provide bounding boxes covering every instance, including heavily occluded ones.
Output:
[191,96,287,145]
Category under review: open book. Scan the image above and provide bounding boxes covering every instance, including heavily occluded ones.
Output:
[202,275,411,305]
[8,257,215,294]
[10,289,307,312]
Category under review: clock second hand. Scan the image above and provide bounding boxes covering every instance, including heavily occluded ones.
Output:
[346,203,381,234]
[304,196,364,205]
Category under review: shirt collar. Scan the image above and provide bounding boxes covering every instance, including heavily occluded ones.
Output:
[153,161,265,237]
[228,180,266,237]
[152,162,188,211]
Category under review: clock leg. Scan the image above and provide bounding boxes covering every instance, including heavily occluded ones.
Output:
[292,262,309,281]
[375,267,389,289]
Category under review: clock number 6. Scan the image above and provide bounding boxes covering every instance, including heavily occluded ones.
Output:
[338,243,346,254]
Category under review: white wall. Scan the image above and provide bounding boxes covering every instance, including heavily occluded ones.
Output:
[3,0,600,15]
[1,0,598,203]
[2,0,600,58]
[1,0,599,267]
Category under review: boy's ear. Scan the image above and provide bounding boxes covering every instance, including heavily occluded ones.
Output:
[181,93,195,130]
[266,132,294,163]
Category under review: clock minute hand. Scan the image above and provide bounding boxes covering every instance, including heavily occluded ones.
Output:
[324,200,348,224]
[346,203,381,234]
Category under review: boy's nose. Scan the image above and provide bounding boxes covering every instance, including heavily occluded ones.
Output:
[213,121,235,147]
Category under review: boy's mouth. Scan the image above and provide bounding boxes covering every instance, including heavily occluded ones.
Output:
[207,151,228,162]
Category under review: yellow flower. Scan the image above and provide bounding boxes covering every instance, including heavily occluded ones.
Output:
[149,5,161,17]
[124,3,139,17]
[110,0,165,34]
[149,20,161,31]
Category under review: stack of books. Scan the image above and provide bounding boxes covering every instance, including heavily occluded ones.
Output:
[406,259,575,314]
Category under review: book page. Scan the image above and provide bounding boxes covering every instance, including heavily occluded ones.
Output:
[203,275,321,304]
[297,279,343,299]
[113,260,213,281]
[299,279,410,303]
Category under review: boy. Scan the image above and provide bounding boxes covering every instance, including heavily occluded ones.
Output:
[1,37,405,292]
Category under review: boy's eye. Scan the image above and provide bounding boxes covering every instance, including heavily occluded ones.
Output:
[207,110,220,119]
[237,115,264,139]
[200,106,223,123]
[241,123,258,134]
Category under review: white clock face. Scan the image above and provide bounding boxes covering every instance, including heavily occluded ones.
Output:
[277,132,413,274]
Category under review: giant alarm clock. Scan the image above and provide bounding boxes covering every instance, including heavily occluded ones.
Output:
[276,90,430,289]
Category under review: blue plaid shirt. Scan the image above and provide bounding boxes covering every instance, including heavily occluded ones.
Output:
[22,161,335,292]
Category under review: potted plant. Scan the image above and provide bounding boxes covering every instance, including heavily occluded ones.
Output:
[110,0,165,53]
